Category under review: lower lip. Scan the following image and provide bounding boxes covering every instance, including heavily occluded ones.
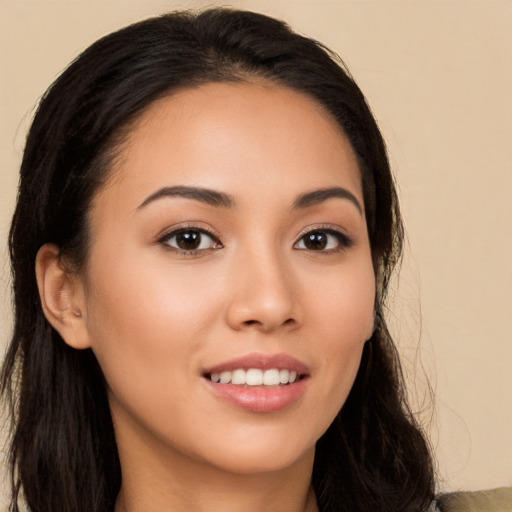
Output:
[204,378,309,413]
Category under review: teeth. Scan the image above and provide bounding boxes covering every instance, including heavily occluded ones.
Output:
[207,368,301,386]
[231,369,246,385]
[263,368,280,386]
[219,371,231,384]
[246,369,263,385]
[279,369,289,384]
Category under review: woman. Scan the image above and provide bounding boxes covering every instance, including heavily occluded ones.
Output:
[1,8,436,512]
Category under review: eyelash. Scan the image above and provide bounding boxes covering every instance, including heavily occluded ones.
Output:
[157,224,353,255]
[157,225,223,255]
[294,225,354,254]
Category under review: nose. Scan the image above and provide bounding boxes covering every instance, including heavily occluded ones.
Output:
[225,247,302,333]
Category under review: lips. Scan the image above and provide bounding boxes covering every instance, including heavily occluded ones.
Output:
[202,353,310,413]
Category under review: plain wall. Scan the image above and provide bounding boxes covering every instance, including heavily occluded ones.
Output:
[1,0,511,503]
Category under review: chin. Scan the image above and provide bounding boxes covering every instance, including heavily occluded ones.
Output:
[203,442,316,476]
[188,424,319,476]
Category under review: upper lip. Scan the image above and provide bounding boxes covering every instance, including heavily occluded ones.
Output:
[202,353,310,376]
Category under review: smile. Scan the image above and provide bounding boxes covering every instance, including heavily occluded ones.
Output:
[202,353,310,413]
[207,368,300,386]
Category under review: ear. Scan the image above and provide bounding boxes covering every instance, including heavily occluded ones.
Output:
[35,243,91,349]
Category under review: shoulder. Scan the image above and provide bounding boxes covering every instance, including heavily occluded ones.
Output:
[436,486,512,512]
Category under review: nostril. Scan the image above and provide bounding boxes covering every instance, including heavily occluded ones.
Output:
[240,317,297,332]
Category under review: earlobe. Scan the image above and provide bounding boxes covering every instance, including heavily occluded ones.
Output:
[35,243,91,349]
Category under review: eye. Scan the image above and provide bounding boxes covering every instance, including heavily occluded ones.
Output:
[158,227,222,253]
[294,228,353,252]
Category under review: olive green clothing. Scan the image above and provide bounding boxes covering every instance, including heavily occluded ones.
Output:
[437,487,512,512]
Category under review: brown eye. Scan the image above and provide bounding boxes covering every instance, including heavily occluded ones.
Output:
[294,229,353,252]
[302,232,329,250]
[160,228,221,252]
[175,231,203,250]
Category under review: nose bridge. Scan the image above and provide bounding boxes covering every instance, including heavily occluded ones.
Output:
[226,240,300,332]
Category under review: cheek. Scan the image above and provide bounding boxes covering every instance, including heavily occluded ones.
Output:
[82,249,226,402]
[304,256,375,411]
[307,255,375,344]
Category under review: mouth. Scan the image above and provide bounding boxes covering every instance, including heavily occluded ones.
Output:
[202,353,310,413]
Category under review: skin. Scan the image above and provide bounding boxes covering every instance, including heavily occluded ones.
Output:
[37,81,375,512]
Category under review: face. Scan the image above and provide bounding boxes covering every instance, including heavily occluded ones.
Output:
[78,82,375,475]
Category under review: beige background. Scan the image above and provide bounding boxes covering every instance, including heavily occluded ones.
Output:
[1,0,511,502]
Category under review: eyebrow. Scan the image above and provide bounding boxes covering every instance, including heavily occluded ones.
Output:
[137,185,362,214]
[137,186,235,210]
[293,187,363,214]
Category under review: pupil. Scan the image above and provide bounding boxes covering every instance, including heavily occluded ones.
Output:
[305,232,327,250]
[176,231,201,250]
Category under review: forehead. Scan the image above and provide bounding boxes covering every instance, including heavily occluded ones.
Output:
[99,81,363,211]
